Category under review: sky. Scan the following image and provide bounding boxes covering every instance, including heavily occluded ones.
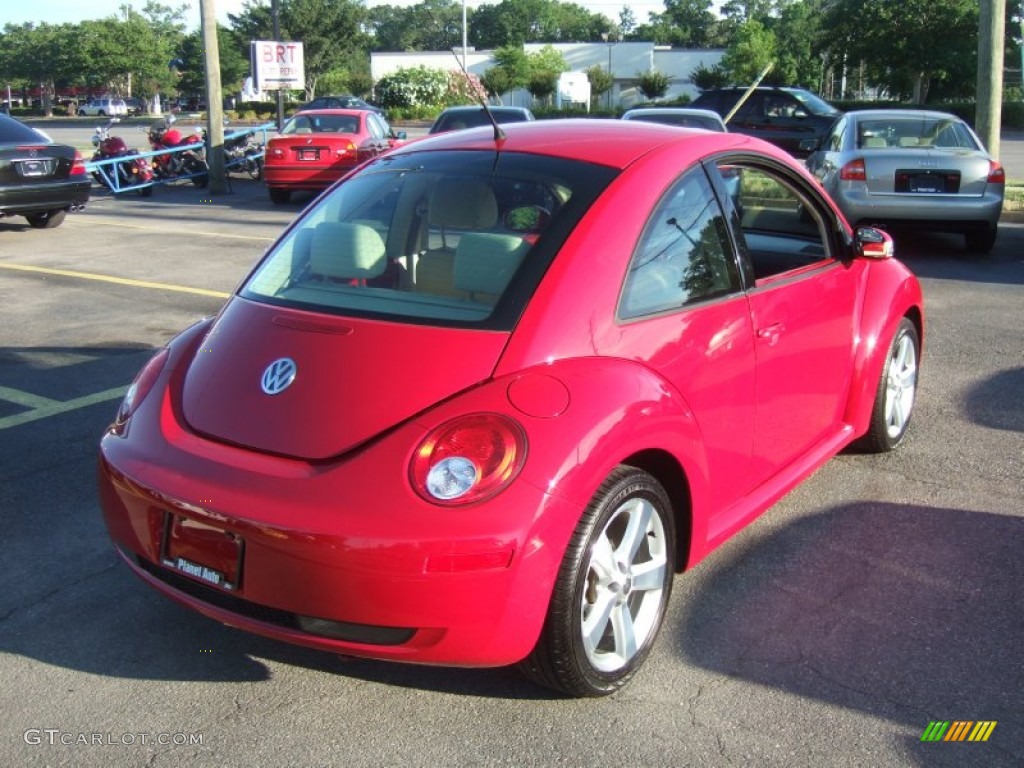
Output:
[2,0,670,34]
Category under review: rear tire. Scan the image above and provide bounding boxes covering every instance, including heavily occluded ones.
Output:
[25,209,67,229]
[269,188,291,205]
[853,317,919,453]
[965,225,997,253]
[519,466,675,697]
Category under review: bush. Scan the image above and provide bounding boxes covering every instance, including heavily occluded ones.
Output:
[375,66,449,110]
[636,70,671,101]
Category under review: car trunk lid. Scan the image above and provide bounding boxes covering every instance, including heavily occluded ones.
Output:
[863,148,994,196]
[0,143,77,184]
[180,298,511,461]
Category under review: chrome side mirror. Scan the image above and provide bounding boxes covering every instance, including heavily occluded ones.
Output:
[855,226,894,260]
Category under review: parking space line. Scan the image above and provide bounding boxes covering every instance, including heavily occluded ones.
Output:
[0,385,61,409]
[0,263,231,299]
[0,385,125,431]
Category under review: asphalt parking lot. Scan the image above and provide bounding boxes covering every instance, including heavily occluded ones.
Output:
[1,175,1022,767]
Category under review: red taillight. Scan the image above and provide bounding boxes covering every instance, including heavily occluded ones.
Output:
[840,158,866,182]
[115,347,170,426]
[334,140,356,157]
[268,146,285,159]
[410,413,527,505]
[70,150,88,176]
[987,161,1005,185]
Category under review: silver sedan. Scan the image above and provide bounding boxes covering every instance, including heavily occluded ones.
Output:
[806,109,1004,253]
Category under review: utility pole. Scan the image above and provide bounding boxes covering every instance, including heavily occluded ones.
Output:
[200,0,227,193]
[272,0,284,131]
[976,0,1005,159]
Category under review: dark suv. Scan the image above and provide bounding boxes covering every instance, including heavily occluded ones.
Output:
[691,87,841,157]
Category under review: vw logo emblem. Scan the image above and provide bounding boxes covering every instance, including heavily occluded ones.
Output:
[261,358,297,395]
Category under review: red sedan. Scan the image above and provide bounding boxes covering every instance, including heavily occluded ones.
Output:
[263,108,405,204]
[99,120,923,697]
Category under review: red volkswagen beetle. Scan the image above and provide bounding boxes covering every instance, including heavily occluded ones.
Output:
[99,120,923,696]
[263,108,406,204]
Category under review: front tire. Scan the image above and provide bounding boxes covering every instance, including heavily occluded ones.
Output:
[25,209,67,229]
[854,317,919,452]
[520,467,675,697]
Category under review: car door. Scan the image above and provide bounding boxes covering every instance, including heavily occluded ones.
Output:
[711,156,859,489]
[806,116,847,187]
[363,114,393,159]
[615,166,757,515]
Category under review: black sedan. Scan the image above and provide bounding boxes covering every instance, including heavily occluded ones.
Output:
[295,95,386,117]
[0,114,91,229]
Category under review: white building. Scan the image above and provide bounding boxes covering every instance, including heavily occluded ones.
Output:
[370,43,725,109]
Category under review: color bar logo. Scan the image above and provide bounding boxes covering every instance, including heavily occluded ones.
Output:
[921,721,997,742]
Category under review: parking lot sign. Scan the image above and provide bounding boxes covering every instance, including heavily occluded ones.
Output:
[252,40,305,91]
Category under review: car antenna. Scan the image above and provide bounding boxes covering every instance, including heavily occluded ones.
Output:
[449,47,505,143]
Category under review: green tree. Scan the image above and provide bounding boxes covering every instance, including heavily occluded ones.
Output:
[470,0,613,48]
[719,19,777,84]
[178,25,250,99]
[585,64,614,102]
[636,69,671,100]
[229,0,368,99]
[821,0,977,102]
[661,0,722,47]
[366,0,465,52]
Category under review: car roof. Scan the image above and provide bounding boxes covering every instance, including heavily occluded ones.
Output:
[844,109,963,121]
[438,106,531,115]
[389,118,760,170]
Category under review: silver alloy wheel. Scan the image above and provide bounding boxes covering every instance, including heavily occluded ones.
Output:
[580,496,669,672]
[884,331,918,439]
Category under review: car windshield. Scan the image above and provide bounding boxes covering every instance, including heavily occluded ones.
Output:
[241,150,617,329]
[856,117,979,150]
[787,90,840,116]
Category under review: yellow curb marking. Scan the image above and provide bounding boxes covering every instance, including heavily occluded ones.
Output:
[0,262,231,299]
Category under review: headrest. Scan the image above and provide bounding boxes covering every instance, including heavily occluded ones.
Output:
[861,137,887,148]
[454,233,528,297]
[428,179,498,229]
[310,222,387,280]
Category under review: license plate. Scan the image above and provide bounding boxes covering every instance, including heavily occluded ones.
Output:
[298,149,319,161]
[17,159,53,177]
[161,514,243,590]
[910,178,941,193]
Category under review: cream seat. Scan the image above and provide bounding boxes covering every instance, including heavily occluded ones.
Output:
[416,180,498,298]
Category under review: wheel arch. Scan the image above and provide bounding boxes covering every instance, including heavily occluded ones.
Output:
[620,449,693,574]
[844,266,924,436]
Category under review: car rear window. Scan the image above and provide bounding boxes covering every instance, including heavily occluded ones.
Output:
[856,117,979,150]
[241,150,617,330]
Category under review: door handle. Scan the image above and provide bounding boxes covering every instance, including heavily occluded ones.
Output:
[756,322,785,345]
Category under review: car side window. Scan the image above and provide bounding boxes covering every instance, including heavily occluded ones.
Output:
[828,117,847,151]
[619,168,740,320]
[717,161,834,283]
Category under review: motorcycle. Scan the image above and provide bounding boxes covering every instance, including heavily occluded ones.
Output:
[90,118,153,196]
[146,114,209,187]
[223,122,264,180]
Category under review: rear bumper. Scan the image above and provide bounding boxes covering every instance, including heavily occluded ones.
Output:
[97,385,578,666]
[264,164,353,191]
[0,179,91,216]
[836,186,1003,230]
